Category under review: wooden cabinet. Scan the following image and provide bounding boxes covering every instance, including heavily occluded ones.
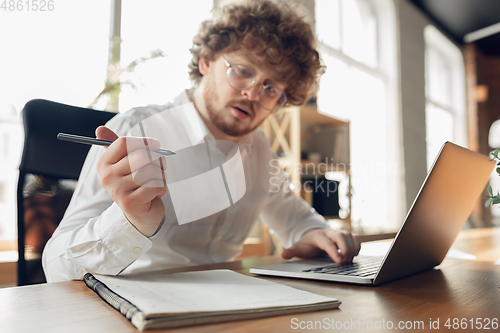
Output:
[263,105,352,229]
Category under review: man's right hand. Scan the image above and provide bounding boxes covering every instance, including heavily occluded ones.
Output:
[95,126,167,237]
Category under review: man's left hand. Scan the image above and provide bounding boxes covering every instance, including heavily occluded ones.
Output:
[281,229,361,264]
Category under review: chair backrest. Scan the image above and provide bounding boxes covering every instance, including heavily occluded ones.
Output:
[17,99,115,285]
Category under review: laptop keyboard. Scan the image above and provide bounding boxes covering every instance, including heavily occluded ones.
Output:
[302,256,383,277]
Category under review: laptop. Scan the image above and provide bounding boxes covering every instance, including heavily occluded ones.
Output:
[250,142,495,285]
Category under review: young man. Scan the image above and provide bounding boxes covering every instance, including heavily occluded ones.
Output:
[43,0,361,282]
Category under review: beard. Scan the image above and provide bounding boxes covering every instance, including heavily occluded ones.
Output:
[203,77,262,137]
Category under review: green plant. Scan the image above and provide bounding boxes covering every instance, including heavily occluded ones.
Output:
[89,49,167,111]
[485,148,500,207]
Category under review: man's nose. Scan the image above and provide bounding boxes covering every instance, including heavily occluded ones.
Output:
[242,82,261,102]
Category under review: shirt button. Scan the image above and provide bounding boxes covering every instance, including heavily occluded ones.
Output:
[133,247,143,254]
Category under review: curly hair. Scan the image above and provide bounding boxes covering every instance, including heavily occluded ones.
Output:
[189,0,325,106]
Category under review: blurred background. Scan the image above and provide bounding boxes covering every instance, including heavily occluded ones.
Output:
[1,0,500,266]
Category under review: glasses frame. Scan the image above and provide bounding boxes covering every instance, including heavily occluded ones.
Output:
[222,55,287,112]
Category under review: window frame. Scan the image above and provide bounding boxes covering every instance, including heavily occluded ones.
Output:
[315,0,402,233]
[424,25,468,169]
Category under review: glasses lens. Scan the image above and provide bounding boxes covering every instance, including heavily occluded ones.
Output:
[260,86,286,111]
[228,65,255,90]
[226,61,287,112]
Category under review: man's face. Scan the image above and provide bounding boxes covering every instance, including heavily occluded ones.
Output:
[199,49,287,138]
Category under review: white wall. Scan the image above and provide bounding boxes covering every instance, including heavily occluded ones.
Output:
[395,0,431,209]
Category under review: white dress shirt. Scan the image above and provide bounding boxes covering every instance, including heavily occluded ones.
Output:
[42,91,328,282]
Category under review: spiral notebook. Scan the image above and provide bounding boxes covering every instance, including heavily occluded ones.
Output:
[84,269,340,331]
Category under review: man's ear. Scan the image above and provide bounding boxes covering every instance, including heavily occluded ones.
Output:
[199,56,210,75]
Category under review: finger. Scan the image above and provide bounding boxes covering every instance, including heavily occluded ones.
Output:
[281,248,292,259]
[113,152,166,179]
[96,126,163,166]
[341,232,356,262]
[104,172,142,199]
[353,234,361,256]
[314,233,343,263]
[127,181,167,205]
[125,136,162,155]
[328,230,355,262]
[281,248,297,260]
[102,136,162,166]
[346,233,360,261]
[159,158,167,190]
[127,149,166,174]
[131,163,167,187]
[96,126,119,142]
[120,183,167,213]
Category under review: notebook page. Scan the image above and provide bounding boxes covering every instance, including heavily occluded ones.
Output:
[94,269,338,315]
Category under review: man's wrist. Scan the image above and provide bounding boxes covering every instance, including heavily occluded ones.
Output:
[122,212,164,238]
[301,227,327,239]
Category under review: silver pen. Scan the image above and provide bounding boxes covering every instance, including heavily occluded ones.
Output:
[57,133,176,156]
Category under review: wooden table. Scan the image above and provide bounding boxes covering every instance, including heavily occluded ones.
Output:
[1,228,499,333]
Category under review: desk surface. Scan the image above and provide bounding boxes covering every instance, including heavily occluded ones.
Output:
[1,228,499,333]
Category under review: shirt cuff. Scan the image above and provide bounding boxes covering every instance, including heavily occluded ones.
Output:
[98,202,153,273]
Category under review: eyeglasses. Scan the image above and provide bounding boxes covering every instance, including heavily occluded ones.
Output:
[222,55,287,112]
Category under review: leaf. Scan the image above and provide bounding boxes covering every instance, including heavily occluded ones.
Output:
[492,196,500,205]
[496,167,500,175]
[485,198,493,207]
[491,149,500,161]
[487,186,493,195]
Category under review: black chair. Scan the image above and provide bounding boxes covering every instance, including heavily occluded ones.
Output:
[17,99,115,285]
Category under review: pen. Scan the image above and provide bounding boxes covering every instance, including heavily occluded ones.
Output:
[57,133,176,156]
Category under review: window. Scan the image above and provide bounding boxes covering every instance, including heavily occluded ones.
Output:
[0,1,214,241]
[424,25,467,169]
[315,0,401,232]
[0,1,110,240]
[117,0,212,112]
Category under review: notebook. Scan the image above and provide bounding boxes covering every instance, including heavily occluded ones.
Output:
[250,142,495,285]
[83,269,341,331]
